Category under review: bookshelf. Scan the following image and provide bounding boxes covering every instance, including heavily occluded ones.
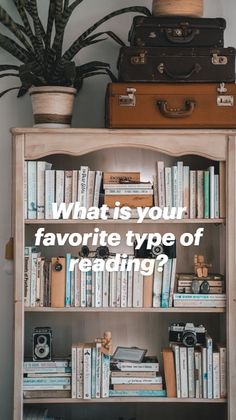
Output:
[12,128,236,420]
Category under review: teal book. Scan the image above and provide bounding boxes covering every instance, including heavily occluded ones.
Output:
[109,390,167,397]
[65,253,71,307]
[204,171,210,219]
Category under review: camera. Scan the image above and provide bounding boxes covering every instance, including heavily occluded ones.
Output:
[134,239,176,259]
[169,323,206,347]
[33,327,52,361]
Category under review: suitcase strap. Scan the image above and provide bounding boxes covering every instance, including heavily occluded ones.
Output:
[157,100,196,118]
[157,62,202,80]
[165,28,199,44]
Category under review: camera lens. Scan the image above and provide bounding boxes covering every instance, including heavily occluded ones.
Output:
[182,331,197,347]
[37,335,47,345]
[35,344,49,359]
[151,244,164,257]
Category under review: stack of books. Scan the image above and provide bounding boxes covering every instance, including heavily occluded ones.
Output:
[110,357,166,397]
[71,341,110,399]
[103,172,153,208]
[154,161,224,219]
[23,360,71,399]
[176,273,225,294]
[173,293,226,308]
[163,341,227,399]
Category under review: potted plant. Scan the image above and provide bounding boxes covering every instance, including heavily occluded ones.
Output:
[0,1,150,127]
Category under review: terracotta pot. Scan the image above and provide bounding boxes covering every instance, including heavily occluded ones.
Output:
[152,0,204,17]
[29,86,77,128]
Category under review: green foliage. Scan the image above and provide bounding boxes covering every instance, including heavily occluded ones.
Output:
[0,1,151,97]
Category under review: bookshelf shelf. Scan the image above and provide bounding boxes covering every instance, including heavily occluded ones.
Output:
[12,129,236,420]
[24,307,226,313]
[23,397,227,404]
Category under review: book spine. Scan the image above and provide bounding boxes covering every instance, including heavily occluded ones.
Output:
[55,170,65,214]
[174,294,226,300]
[23,360,69,368]
[101,354,110,398]
[187,347,195,398]
[197,170,204,219]
[172,166,177,208]
[74,266,80,307]
[24,161,28,219]
[86,270,92,308]
[132,271,143,308]
[80,271,87,307]
[153,260,162,308]
[174,300,226,308]
[194,351,200,398]
[120,269,128,308]
[213,352,220,399]
[183,166,190,218]
[214,174,220,218]
[35,256,41,306]
[209,166,215,219]
[153,174,158,206]
[198,351,203,398]
[111,377,162,385]
[206,336,213,398]
[117,363,159,372]
[76,346,83,399]
[219,347,227,398]
[24,377,71,385]
[65,170,73,205]
[204,170,210,219]
[45,170,55,219]
[109,271,117,307]
[23,385,71,390]
[102,270,109,307]
[30,252,39,307]
[168,258,176,308]
[180,347,188,398]
[71,346,77,398]
[87,170,95,208]
[95,271,103,307]
[39,259,45,307]
[70,264,75,307]
[37,162,46,219]
[93,171,102,207]
[172,345,181,398]
[161,259,172,308]
[219,161,226,218]
[165,167,172,210]
[157,161,165,208]
[65,253,71,307]
[105,188,152,195]
[109,390,166,397]
[83,347,92,399]
[91,346,96,399]
[127,259,133,308]
[190,170,197,219]
[24,254,31,307]
[95,343,102,398]
[27,161,37,219]
[79,166,89,207]
[116,270,121,307]
[72,170,78,203]
[177,161,183,208]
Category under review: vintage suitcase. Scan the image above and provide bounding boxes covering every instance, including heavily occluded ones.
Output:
[118,47,236,83]
[106,82,236,128]
[129,16,226,48]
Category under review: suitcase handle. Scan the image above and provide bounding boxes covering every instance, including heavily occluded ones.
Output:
[157,100,196,118]
[164,28,199,44]
[157,63,202,80]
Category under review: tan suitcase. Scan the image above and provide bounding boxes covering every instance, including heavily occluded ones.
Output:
[106,82,236,129]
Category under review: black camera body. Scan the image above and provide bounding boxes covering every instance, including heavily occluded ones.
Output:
[169,323,206,347]
[33,327,52,361]
[134,239,176,259]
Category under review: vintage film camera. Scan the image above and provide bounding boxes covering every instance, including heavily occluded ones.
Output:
[33,327,52,361]
[169,323,206,347]
[134,239,176,259]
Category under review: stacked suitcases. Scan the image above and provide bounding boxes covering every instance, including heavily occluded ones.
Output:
[106,7,236,128]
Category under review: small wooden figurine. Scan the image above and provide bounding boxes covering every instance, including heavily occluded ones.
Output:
[194,255,212,278]
[95,331,112,355]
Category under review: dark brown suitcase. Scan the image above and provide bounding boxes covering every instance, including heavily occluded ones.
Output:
[129,16,226,48]
[118,47,236,83]
[106,82,236,128]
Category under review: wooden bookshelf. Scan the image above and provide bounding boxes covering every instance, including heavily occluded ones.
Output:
[12,128,236,420]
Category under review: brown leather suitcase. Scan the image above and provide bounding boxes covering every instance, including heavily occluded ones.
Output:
[106,82,236,128]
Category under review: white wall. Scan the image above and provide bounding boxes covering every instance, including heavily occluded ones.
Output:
[0,1,235,418]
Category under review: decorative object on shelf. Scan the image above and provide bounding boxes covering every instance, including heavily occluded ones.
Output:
[194,255,212,278]
[0,2,150,127]
[152,0,204,17]
[96,331,113,355]
[32,327,52,361]
[169,323,206,347]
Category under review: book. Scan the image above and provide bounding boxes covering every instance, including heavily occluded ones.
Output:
[179,347,188,398]
[172,344,181,398]
[161,258,172,308]
[76,344,84,399]
[101,353,110,398]
[157,161,165,208]
[132,271,143,307]
[190,170,197,219]
[65,253,71,307]
[143,274,153,308]
[209,166,215,219]
[127,259,133,308]
[217,345,227,398]
[95,342,102,399]
[120,269,128,308]
[71,345,77,399]
[45,170,55,219]
[187,347,195,398]
[204,170,210,219]
[174,300,226,308]
[183,166,190,218]
[219,161,226,218]
[23,390,71,399]
[83,345,92,399]
[111,376,162,385]
[213,352,220,399]
[153,260,163,308]
[55,170,65,216]
[113,362,159,372]
[168,257,177,308]
[197,170,204,219]
[111,371,156,378]
[87,170,95,208]
[78,166,89,207]
[104,194,153,208]
[165,167,172,210]
[215,174,220,218]
[27,161,37,219]
[103,183,152,190]
[162,348,176,397]
[24,360,69,368]
[103,172,140,184]
[93,170,102,207]
[37,161,52,219]
[172,166,177,208]
[206,335,213,399]
[65,170,73,205]
[177,161,183,208]
[24,161,27,219]
[112,384,163,390]
[109,390,166,397]
[51,257,65,308]
[72,170,78,204]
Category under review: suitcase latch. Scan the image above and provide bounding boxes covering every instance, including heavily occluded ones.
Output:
[217,95,234,107]
[130,52,147,65]
[212,53,228,65]
[119,88,136,107]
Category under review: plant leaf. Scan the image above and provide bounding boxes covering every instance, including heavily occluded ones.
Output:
[46,0,56,51]
[63,6,151,61]
[0,73,19,78]
[13,0,36,48]
[24,0,45,52]
[0,33,30,62]
[0,86,20,98]
[0,6,32,51]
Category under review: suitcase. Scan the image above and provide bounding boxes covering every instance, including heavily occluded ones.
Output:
[106,82,236,129]
[128,16,226,48]
[118,47,236,83]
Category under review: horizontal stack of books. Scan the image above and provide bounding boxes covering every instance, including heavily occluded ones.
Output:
[23,360,71,400]
[110,357,166,397]
[163,340,227,399]
[24,248,177,309]
[71,341,110,399]
[154,161,224,219]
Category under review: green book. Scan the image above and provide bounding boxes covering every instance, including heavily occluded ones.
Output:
[204,171,210,219]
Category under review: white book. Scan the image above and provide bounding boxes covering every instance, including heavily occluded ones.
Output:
[187,347,195,398]
[218,346,227,398]
[116,362,159,372]
[37,161,52,219]
[213,352,220,399]
[74,267,81,307]
[71,345,77,399]
[172,166,177,207]
[30,252,40,307]
[45,170,55,219]
[120,269,128,308]
[132,271,143,308]
[24,161,28,219]
[206,335,213,398]
[157,161,165,208]
[80,271,86,307]
[168,258,177,308]
[70,265,75,307]
[35,256,41,307]
[95,342,102,398]
[153,174,158,206]
[39,258,45,307]
[116,270,121,307]
[65,170,73,205]
[105,188,152,195]
[214,174,220,218]
[165,167,172,210]
[27,161,37,219]
[91,271,95,307]
[180,347,188,398]
[174,300,226,308]
[55,170,65,212]
[102,270,109,308]
[87,170,95,208]
[183,166,190,218]
[174,294,226,300]
[194,350,200,398]
[190,170,197,219]
[93,170,102,207]
[172,345,181,398]
[127,257,133,308]
[109,271,117,307]
[153,260,163,308]
[111,376,162,385]
[86,270,92,308]
[101,354,110,398]
[72,170,78,203]
[198,351,203,398]
[91,346,96,399]
[79,166,89,207]
[197,170,204,219]
[177,161,183,208]
[161,258,172,308]
[95,271,102,307]
[209,166,215,219]
[83,346,92,399]
[76,345,84,399]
